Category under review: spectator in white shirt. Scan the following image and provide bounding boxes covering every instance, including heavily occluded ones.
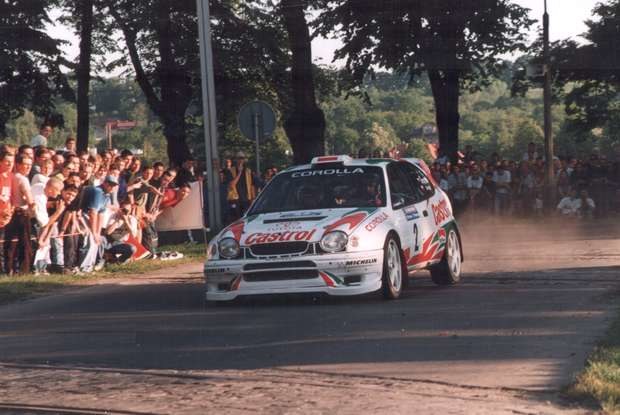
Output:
[31,178,65,274]
[557,188,579,216]
[63,136,77,154]
[30,124,53,148]
[31,159,53,187]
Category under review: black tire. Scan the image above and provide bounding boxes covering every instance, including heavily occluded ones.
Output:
[382,235,404,299]
[430,228,462,285]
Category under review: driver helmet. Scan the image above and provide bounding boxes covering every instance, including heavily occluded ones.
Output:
[296,185,321,207]
[333,185,349,206]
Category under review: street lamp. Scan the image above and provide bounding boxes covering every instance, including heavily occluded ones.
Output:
[197,0,223,232]
[543,0,555,211]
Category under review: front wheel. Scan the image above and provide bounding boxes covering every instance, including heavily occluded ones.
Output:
[430,228,462,285]
[382,236,404,299]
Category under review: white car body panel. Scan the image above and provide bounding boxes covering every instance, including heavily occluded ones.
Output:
[204,156,460,301]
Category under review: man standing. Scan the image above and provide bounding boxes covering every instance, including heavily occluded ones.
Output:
[58,185,81,274]
[63,136,77,154]
[0,149,15,274]
[466,165,484,209]
[30,147,52,179]
[224,151,256,220]
[175,156,197,186]
[31,124,53,148]
[6,155,35,274]
[31,178,65,274]
[493,162,512,216]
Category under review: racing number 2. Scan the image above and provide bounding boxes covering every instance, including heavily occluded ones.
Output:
[413,223,420,252]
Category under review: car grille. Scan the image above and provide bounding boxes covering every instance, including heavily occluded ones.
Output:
[249,242,310,257]
[244,261,316,271]
[243,270,319,282]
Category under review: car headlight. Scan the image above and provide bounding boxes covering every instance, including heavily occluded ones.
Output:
[320,231,348,253]
[218,238,240,259]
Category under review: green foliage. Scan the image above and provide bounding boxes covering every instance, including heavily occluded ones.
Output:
[0,0,73,137]
[567,312,620,413]
[360,122,400,152]
[322,71,619,161]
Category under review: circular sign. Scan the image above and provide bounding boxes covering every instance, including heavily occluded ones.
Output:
[238,101,277,143]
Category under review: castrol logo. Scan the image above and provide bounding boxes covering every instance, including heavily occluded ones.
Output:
[432,199,451,225]
[245,230,316,245]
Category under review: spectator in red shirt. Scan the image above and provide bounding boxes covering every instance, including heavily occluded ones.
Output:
[0,148,15,274]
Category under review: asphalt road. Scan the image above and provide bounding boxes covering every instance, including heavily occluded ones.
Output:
[0,219,618,414]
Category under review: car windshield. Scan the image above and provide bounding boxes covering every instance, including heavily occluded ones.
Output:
[249,165,387,215]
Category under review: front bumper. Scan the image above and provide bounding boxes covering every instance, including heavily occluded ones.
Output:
[204,249,384,301]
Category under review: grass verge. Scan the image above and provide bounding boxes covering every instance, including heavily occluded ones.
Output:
[0,243,205,306]
[566,310,620,413]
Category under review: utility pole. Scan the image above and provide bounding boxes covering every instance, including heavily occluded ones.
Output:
[197,0,223,233]
[543,0,555,211]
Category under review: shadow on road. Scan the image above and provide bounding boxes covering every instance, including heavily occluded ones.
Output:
[0,263,616,396]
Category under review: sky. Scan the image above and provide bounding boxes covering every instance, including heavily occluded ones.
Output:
[48,0,599,70]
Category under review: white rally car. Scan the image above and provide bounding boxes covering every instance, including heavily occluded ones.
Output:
[204,155,463,302]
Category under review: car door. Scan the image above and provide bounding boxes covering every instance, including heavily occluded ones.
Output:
[398,162,438,270]
[386,162,429,271]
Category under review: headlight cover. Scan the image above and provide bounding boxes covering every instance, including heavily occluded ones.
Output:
[218,238,240,259]
[320,231,348,253]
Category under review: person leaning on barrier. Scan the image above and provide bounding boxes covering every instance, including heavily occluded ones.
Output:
[141,169,176,259]
[78,175,118,272]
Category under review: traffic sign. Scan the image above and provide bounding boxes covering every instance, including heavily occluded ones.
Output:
[238,101,276,175]
[238,101,276,143]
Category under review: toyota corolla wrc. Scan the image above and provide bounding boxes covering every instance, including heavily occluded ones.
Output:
[204,155,463,302]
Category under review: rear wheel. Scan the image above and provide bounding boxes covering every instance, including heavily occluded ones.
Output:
[382,236,404,299]
[430,228,462,285]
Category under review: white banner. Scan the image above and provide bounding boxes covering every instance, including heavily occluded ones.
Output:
[155,181,204,231]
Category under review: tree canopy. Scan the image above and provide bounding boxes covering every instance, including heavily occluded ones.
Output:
[0,0,73,137]
[316,0,534,161]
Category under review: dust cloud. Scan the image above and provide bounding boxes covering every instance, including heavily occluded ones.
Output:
[455,215,620,273]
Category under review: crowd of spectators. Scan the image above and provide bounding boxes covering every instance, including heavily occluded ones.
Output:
[430,143,620,219]
[217,142,620,226]
[0,124,195,276]
[15,125,609,276]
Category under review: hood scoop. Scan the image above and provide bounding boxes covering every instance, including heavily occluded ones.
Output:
[263,216,327,224]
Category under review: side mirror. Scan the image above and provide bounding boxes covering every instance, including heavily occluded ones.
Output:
[391,194,405,210]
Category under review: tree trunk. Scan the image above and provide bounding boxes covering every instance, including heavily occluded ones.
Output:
[281,0,325,165]
[108,0,191,167]
[428,69,460,163]
[156,0,192,166]
[163,112,191,167]
[76,0,94,152]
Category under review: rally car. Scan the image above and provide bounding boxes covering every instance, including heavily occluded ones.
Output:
[204,155,463,302]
